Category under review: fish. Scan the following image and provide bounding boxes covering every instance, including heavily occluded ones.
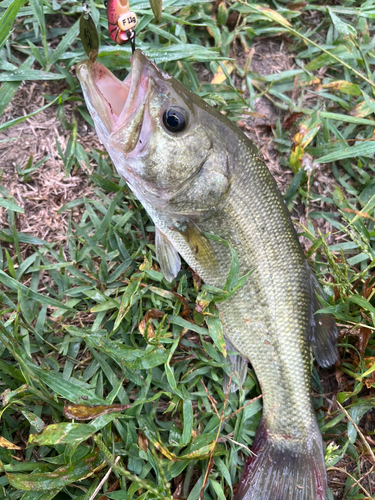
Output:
[76,49,338,500]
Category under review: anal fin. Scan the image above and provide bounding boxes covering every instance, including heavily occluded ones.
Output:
[306,262,338,368]
[155,228,181,282]
[223,338,248,393]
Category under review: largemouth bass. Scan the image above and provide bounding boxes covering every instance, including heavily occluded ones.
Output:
[77,50,338,500]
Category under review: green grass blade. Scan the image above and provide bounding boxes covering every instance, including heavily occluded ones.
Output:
[0,56,34,116]
[319,111,375,126]
[29,0,49,63]
[6,449,103,491]
[0,269,75,311]
[0,198,24,213]
[149,0,163,22]
[0,69,64,82]
[316,141,375,163]
[47,19,80,69]
[0,0,27,50]
[28,423,96,446]
[0,95,61,132]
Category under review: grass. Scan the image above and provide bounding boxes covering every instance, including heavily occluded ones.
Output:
[0,0,374,499]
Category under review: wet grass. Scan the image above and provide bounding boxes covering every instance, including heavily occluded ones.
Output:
[0,0,374,499]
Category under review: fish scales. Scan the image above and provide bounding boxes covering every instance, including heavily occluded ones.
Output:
[77,49,338,500]
[195,144,315,442]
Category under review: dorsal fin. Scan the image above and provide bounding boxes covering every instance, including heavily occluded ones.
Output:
[306,262,338,368]
[155,227,181,282]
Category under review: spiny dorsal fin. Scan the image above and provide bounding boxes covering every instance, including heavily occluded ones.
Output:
[155,227,181,282]
[306,262,338,368]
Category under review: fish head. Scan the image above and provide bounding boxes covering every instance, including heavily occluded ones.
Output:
[76,49,230,217]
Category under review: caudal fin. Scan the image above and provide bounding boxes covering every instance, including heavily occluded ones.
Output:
[234,421,327,500]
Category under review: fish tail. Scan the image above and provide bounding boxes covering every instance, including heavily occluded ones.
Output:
[234,420,327,500]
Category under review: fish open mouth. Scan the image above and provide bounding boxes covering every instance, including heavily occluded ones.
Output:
[91,62,132,121]
[76,49,150,140]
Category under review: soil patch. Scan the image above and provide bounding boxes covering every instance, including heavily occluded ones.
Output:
[0,80,99,244]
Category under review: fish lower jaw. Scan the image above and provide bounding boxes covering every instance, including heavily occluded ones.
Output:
[109,110,144,154]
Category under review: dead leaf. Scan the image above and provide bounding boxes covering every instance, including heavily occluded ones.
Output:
[172,293,191,319]
[173,474,184,499]
[358,327,372,358]
[211,61,234,85]
[289,112,321,172]
[98,480,119,500]
[63,403,131,420]
[138,431,149,452]
[255,5,292,27]
[0,437,21,450]
[363,364,375,389]
[139,309,168,338]
[350,97,375,118]
[286,2,308,10]
[282,112,304,130]
[323,80,362,96]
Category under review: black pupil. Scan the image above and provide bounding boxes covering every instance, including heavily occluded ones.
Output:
[167,114,179,128]
[163,109,186,132]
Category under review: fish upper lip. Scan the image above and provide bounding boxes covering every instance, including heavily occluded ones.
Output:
[114,52,149,132]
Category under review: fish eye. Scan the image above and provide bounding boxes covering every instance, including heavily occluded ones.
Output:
[163,108,186,133]
[104,0,108,7]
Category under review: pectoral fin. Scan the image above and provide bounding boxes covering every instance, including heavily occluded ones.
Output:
[306,262,338,368]
[177,219,217,269]
[155,228,181,282]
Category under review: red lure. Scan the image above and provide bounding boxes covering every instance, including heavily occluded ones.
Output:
[106,0,137,45]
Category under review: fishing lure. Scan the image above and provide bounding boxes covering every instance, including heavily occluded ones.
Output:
[80,2,99,62]
[79,0,137,61]
[105,0,137,51]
